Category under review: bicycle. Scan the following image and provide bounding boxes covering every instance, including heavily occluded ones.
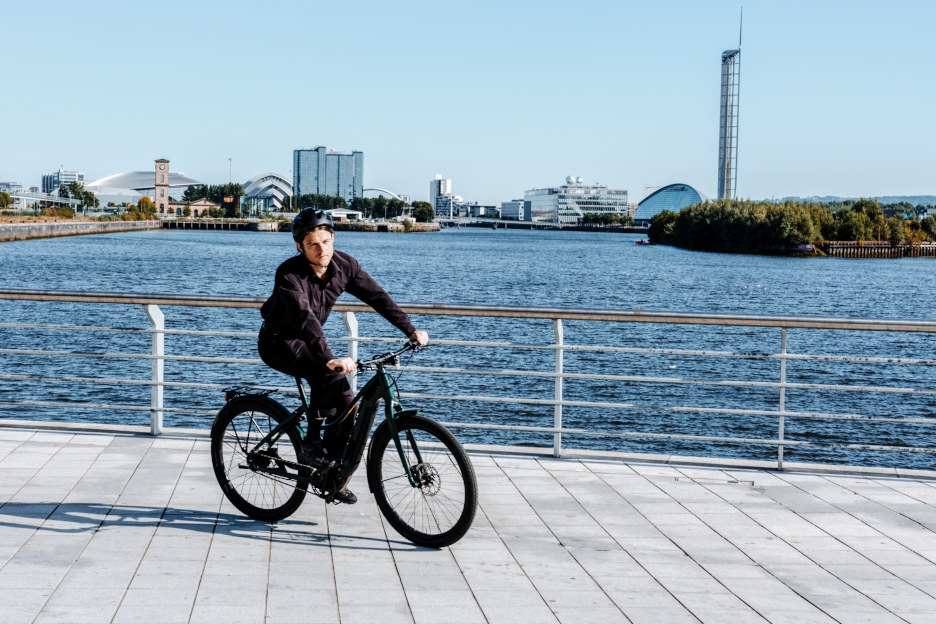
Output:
[209,341,478,548]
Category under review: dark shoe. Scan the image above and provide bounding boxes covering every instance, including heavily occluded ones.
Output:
[298,439,329,469]
[333,488,357,505]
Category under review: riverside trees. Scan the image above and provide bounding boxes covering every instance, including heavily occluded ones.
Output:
[649,199,936,253]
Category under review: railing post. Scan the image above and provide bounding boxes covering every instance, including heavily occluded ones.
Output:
[778,327,787,470]
[553,318,564,457]
[143,304,164,435]
[342,311,359,392]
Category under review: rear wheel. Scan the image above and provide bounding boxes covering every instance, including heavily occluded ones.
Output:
[210,398,308,522]
[367,414,477,548]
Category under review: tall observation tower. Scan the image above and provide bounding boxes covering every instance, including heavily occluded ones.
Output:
[717,19,742,201]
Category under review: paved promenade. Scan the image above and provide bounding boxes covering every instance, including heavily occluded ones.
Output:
[1,422,935,624]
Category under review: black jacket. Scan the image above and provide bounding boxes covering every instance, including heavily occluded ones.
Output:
[260,251,416,370]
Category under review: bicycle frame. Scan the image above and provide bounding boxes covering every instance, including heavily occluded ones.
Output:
[240,348,425,489]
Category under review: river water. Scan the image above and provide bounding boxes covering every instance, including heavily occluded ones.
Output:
[1,228,934,469]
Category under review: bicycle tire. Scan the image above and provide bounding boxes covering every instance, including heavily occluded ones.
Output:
[210,396,308,522]
[367,414,477,548]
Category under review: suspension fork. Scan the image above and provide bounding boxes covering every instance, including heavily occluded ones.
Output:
[377,367,424,487]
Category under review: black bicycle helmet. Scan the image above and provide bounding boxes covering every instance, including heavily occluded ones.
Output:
[292,208,334,243]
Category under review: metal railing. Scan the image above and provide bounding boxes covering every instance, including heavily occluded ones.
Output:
[1,287,935,470]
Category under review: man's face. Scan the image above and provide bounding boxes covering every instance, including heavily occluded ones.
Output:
[297,228,335,272]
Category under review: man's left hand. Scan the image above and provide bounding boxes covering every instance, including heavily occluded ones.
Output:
[327,357,357,375]
[409,330,429,346]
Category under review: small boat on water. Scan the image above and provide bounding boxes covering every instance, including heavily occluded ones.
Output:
[635,239,654,246]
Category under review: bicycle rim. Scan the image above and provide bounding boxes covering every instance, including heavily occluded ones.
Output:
[368,415,477,548]
[211,400,307,522]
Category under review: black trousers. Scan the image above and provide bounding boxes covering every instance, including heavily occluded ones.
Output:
[257,327,355,456]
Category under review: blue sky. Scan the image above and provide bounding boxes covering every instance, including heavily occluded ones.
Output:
[2,0,934,205]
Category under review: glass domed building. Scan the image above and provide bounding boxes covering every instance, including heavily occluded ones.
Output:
[633,184,707,224]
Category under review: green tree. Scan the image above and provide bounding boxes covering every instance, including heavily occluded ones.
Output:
[648,210,678,244]
[921,216,936,241]
[182,185,208,202]
[836,210,873,242]
[0,191,12,209]
[374,195,389,220]
[412,201,435,223]
[885,216,907,246]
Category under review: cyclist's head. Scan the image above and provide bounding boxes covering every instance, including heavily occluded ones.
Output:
[292,209,334,244]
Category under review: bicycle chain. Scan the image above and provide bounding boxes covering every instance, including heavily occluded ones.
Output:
[251,450,342,504]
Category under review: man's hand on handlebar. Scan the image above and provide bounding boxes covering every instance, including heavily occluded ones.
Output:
[409,330,429,347]
[326,357,357,375]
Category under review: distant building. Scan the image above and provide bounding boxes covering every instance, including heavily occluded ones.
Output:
[429,175,452,211]
[0,182,23,194]
[168,197,219,218]
[633,183,707,224]
[293,147,363,204]
[243,172,292,212]
[42,168,85,193]
[466,203,497,218]
[435,193,466,219]
[500,199,529,222]
[326,208,363,222]
[85,167,202,209]
[523,178,629,226]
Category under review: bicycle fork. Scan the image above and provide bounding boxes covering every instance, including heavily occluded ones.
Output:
[375,369,426,488]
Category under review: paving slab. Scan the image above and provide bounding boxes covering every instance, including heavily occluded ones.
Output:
[1,422,935,624]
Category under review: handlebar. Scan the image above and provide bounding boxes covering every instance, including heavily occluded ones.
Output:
[356,341,425,371]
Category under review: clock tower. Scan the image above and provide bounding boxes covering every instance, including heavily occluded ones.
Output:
[155,159,169,215]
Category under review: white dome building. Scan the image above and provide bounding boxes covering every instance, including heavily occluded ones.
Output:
[86,170,203,206]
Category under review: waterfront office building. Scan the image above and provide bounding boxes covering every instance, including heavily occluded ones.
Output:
[523,178,629,226]
[293,147,363,204]
[499,199,529,221]
[41,168,85,193]
[434,193,466,219]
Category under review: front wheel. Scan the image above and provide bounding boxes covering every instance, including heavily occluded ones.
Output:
[367,415,477,548]
[210,397,308,522]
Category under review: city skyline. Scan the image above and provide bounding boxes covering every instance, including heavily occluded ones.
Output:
[2,1,934,206]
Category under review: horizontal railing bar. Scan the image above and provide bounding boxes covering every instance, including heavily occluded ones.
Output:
[435,421,936,454]
[5,322,934,367]
[0,375,936,425]
[0,349,260,365]
[0,400,215,415]
[402,393,936,425]
[3,398,932,455]
[3,355,931,400]
[2,288,935,332]
[0,374,267,393]
[401,366,936,395]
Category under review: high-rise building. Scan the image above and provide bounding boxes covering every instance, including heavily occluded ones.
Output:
[292,147,363,204]
[717,45,741,201]
[42,168,85,193]
[429,174,452,211]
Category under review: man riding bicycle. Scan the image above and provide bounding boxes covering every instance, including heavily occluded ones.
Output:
[257,208,428,504]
